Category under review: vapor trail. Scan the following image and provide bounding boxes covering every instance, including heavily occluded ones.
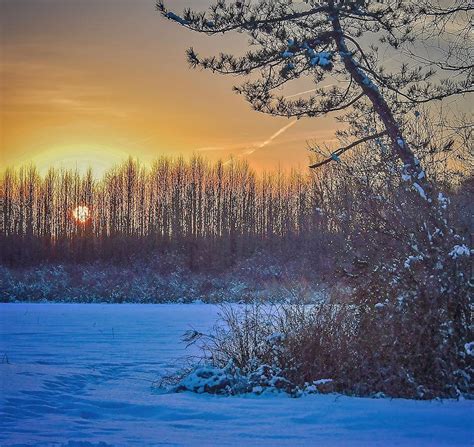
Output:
[284,83,340,99]
[284,88,318,99]
[243,119,298,156]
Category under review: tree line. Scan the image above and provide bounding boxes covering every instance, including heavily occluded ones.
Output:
[2,134,470,270]
[1,156,333,265]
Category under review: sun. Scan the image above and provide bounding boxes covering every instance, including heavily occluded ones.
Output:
[72,206,90,224]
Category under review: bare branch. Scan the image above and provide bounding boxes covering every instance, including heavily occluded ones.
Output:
[309,130,388,169]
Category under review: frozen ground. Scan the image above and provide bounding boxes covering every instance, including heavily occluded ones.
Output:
[0,304,472,447]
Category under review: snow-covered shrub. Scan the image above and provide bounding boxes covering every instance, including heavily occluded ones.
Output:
[176,362,248,395]
[174,359,299,396]
[309,139,473,398]
[180,293,471,399]
[176,137,472,399]
[178,303,358,396]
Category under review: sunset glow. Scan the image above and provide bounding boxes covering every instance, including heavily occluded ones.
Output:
[72,206,90,224]
[0,0,339,173]
[1,0,472,443]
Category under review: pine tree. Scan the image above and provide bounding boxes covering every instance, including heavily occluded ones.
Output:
[159,0,473,397]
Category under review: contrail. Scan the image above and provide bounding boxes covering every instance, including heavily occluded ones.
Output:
[244,120,298,156]
[284,88,319,99]
[224,119,298,165]
[284,83,340,99]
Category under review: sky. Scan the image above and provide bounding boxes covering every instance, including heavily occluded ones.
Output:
[1,0,340,176]
[0,0,470,176]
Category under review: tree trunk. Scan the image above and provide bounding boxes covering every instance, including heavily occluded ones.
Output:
[331,12,428,188]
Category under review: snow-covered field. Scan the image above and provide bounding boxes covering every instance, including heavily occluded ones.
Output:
[0,304,472,447]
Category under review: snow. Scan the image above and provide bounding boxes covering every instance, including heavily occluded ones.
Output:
[449,244,471,259]
[178,365,231,394]
[438,192,450,209]
[165,12,189,26]
[309,51,332,67]
[1,303,473,447]
[404,255,423,269]
[313,378,333,386]
[266,332,285,343]
[465,342,474,356]
[358,70,379,91]
[413,182,428,200]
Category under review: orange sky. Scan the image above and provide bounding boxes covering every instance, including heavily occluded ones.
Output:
[1,1,469,176]
[0,0,341,176]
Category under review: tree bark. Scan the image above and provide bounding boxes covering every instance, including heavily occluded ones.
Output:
[331,11,427,186]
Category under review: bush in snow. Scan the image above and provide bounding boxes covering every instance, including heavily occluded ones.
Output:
[176,363,248,395]
[176,137,472,399]
[324,149,472,399]
[301,112,473,399]
[180,296,471,399]
[173,360,296,395]
[177,304,357,396]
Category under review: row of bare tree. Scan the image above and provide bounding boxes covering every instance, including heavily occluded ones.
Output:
[1,156,324,239]
[1,156,336,264]
[2,130,471,267]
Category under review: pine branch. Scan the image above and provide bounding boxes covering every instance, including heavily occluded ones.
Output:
[309,130,388,169]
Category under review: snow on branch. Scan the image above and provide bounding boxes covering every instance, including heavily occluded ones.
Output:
[449,244,471,259]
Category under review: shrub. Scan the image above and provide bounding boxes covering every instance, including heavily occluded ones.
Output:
[182,299,472,398]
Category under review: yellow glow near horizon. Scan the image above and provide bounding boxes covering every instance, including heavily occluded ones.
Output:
[0,0,331,173]
[2,1,469,174]
[20,144,139,177]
